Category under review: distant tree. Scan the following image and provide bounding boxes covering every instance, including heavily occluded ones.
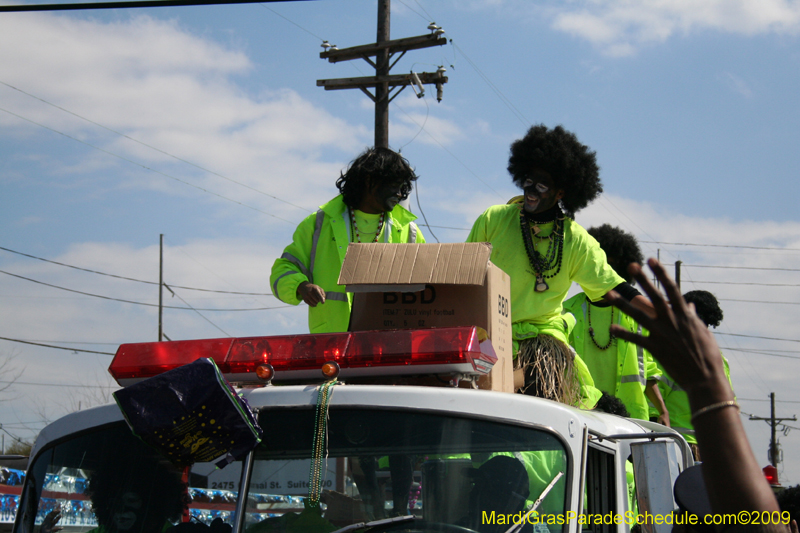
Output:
[4,440,32,456]
[0,351,23,402]
[32,369,118,428]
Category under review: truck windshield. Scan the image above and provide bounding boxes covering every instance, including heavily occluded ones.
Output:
[16,407,568,533]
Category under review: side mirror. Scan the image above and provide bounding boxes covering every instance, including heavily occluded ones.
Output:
[631,441,682,533]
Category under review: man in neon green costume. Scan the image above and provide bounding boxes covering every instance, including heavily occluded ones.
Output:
[653,290,734,457]
[270,147,424,333]
[467,125,653,408]
[564,224,669,423]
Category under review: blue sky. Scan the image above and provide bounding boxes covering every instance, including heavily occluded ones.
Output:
[2,0,800,484]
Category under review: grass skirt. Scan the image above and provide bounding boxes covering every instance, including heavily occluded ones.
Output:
[516,334,579,406]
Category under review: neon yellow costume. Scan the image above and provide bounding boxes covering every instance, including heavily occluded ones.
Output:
[653,354,734,444]
[270,195,423,333]
[563,294,661,420]
[467,201,623,409]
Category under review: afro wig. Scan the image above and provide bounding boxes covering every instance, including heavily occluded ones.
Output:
[88,456,189,532]
[683,290,724,328]
[508,124,602,218]
[335,147,418,209]
[594,391,631,417]
[587,224,644,283]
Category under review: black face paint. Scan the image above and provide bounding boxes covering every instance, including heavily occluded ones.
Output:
[371,180,404,212]
[521,172,560,215]
[111,492,143,532]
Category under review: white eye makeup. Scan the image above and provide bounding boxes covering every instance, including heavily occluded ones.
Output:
[524,179,549,194]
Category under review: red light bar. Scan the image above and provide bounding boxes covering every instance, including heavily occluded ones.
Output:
[109,338,234,384]
[109,327,497,386]
[763,465,780,486]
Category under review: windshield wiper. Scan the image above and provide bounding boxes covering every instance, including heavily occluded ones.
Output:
[504,471,564,533]
[331,514,417,533]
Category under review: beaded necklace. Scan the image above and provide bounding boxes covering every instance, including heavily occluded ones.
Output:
[587,303,615,350]
[519,208,565,292]
[308,379,340,507]
[349,207,385,243]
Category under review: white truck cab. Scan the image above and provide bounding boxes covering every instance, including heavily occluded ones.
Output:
[11,328,691,533]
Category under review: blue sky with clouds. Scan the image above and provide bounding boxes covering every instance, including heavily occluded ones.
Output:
[2,0,800,483]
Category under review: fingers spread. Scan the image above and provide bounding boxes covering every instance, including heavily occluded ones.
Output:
[649,258,688,318]
[609,324,649,350]
[634,259,671,317]
[606,290,650,327]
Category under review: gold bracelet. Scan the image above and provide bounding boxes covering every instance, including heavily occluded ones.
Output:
[691,400,739,423]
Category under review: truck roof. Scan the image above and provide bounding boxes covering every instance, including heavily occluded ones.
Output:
[30,383,674,463]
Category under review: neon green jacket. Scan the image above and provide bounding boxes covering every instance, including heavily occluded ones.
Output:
[270,195,423,333]
[467,201,619,410]
[564,293,661,420]
[466,201,624,345]
[653,354,734,444]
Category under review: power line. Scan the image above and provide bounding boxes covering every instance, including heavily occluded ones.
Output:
[684,264,800,272]
[449,40,530,127]
[0,81,310,213]
[740,398,800,404]
[0,269,289,311]
[597,196,678,263]
[687,280,800,288]
[395,0,428,21]
[719,347,800,354]
[0,336,115,355]
[717,347,800,360]
[397,101,505,200]
[164,284,231,337]
[16,340,119,346]
[641,241,800,251]
[0,245,274,296]
[0,106,295,223]
[0,0,314,13]
[258,4,325,42]
[0,379,118,389]
[716,332,800,343]
[719,298,800,306]
[0,426,27,446]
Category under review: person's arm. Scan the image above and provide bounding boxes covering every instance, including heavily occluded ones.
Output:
[645,380,669,427]
[270,214,325,306]
[630,294,654,317]
[606,259,779,514]
[604,282,654,317]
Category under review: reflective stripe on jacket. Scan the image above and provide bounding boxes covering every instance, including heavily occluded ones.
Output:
[653,354,734,444]
[270,195,423,333]
[564,293,659,420]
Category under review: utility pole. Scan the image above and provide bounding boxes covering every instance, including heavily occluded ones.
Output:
[159,234,164,342]
[749,392,797,467]
[675,260,682,289]
[317,0,448,148]
[654,249,660,289]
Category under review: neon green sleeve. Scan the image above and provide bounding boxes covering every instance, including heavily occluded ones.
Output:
[269,213,317,306]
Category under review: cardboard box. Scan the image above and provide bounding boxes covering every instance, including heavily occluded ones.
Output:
[338,242,513,392]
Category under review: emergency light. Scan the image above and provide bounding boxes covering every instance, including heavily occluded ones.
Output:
[109,326,497,387]
[763,465,780,486]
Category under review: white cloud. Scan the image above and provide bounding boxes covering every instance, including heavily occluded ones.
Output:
[0,13,369,218]
[482,0,800,55]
